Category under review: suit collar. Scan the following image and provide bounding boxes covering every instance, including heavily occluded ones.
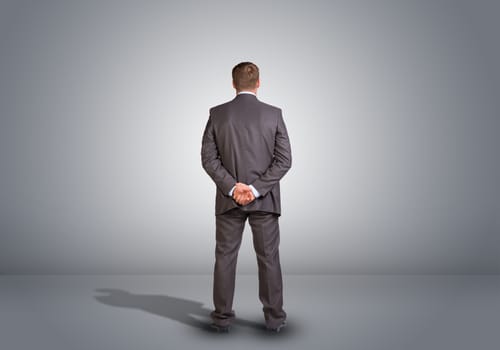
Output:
[234,92,258,100]
[237,91,257,96]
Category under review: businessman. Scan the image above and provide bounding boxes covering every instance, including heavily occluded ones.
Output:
[201,62,292,333]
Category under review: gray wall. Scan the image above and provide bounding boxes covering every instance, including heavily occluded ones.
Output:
[1,0,499,274]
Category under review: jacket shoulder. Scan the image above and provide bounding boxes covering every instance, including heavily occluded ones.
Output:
[257,99,282,113]
[209,100,232,115]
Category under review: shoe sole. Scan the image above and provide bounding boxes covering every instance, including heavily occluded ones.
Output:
[210,323,231,333]
[266,320,287,333]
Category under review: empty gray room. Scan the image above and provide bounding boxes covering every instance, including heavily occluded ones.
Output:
[1,1,499,349]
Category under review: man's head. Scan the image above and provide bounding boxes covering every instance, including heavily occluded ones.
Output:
[232,62,260,93]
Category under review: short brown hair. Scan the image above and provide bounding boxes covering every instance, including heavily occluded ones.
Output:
[232,62,259,90]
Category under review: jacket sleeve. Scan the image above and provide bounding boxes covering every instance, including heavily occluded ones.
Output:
[201,114,237,196]
[250,110,292,197]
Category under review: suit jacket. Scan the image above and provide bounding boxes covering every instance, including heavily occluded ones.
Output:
[201,93,292,216]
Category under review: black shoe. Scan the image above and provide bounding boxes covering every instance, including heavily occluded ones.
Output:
[266,320,287,333]
[210,323,231,333]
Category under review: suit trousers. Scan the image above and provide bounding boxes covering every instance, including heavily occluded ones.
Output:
[210,207,287,329]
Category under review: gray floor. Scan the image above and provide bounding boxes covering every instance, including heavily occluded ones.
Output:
[1,274,499,350]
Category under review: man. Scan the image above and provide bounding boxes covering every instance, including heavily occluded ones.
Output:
[201,62,292,333]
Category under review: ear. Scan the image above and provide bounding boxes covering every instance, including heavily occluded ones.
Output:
[256,79,260,88]
[232,80,236,89]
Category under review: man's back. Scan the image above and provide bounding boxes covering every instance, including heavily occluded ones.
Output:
[202,93,292,216]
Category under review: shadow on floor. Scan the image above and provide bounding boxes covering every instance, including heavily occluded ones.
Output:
[94,288,266,334]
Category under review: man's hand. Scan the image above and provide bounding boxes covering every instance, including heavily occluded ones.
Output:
[233,182,255,206]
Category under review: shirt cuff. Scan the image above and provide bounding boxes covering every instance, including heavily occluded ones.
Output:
[249,184,261,198]
[228,185,236,196]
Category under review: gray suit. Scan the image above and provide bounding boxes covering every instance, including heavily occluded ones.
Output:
[201,93,292,329]
[201,93,292,216]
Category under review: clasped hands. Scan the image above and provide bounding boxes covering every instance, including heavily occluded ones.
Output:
[232,182,256,206]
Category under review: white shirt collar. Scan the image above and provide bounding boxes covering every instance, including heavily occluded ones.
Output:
[237,91,256,96]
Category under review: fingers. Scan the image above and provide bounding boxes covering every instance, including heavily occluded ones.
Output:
[244,192,255,205]
[234,191,255,206]
[234,189,251,198]
[235,185,251,192]
[235,193,252,205]
[233,184,251,198]
[232,184,256,206]
[237,195,251,205]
